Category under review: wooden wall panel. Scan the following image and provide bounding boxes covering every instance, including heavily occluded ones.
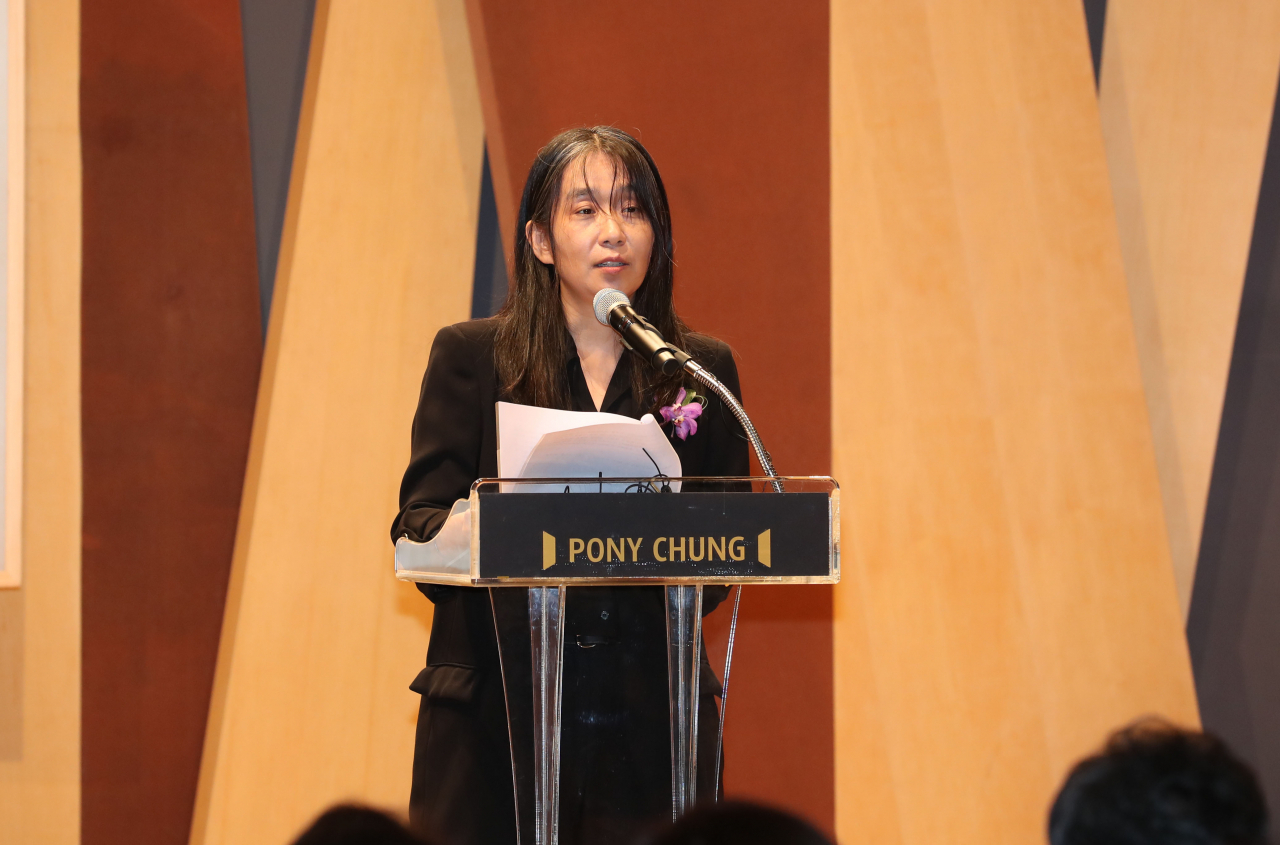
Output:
[830,2,1200,843]
[2,0,25,593]
[79,2,262,842]
[0,0,82,839]
[465,1,834,826]
[190,2,481,843]
[1188,76,1280,819]
[1098,0,1280,615]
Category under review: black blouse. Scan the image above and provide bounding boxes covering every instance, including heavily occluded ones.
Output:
[391,317,749,845]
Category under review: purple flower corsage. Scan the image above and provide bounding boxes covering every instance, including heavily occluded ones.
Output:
[659,387,705,441]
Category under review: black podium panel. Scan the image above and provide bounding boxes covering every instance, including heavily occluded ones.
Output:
[476,490,832,582]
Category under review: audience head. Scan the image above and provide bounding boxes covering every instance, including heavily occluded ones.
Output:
[642,800,835,845]
[290,804,434,845]
[1049,718,1268,845]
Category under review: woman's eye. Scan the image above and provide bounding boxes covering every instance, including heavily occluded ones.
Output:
[575,206,594,215]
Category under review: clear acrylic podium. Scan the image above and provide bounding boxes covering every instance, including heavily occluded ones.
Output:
[395,476,839,845]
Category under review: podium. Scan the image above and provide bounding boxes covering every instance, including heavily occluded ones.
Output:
[395,476,839,845]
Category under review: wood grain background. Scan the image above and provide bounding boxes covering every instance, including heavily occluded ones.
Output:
[831,2,1200,842]
[7,1,1267,842]
[1099,0,1280,616]
[191,3,481,841]
[0,0,82,840]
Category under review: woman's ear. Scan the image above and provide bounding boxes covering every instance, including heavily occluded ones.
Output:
[526,220,554,265]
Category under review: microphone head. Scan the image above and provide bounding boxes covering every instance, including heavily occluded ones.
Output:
[593,288,630,326]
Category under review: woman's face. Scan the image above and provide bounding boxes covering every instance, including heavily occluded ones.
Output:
[527,151,655,312]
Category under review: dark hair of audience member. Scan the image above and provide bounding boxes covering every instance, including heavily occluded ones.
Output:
[1049,718,1268,845]
[640,800,835,845]
[290,804,436,845]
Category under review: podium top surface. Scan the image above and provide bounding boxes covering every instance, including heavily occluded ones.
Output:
[395,476,840,587]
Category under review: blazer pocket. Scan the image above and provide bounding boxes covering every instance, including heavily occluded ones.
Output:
[409,664,479,703]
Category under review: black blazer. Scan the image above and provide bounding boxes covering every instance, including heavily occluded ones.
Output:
[391,317,749,845]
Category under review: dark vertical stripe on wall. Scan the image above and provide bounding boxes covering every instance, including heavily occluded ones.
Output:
[471,145,509,319]
[1188,79,1280,817]
[469,0,833,832]
[80,2,263,844]
[1083,0,1107,88]
[241,0,316,327]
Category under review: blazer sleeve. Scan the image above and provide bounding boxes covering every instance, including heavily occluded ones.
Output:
[699,340,751,479]
[391,324,486,544]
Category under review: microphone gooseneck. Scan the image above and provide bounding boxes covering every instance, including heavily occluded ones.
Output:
[590,289,781,490]
[682,360,780,488]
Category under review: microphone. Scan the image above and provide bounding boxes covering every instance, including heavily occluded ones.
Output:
[593,289,689,375]
[592,289,781,485]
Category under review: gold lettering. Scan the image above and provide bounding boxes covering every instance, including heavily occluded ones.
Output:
[607,537,625,562]
[758,529,771,567]
[707,536,726,561]
[587,538,604,563]
[569,538,584,562]
[729,536,745,561]
[655,537,668,562]
[669,536,686,561]
[689,536,705,561]
[626,537,642,561]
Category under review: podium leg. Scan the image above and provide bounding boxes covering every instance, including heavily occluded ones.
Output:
[714,584,743,801]
[529,586,566,845]
[665,584,703,820]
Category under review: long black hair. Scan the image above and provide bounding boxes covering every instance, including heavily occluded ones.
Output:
[493,126,694,411]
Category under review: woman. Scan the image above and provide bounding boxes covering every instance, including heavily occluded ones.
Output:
[391,126,749,845]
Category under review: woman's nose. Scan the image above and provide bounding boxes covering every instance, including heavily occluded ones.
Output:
[599,212,626,245]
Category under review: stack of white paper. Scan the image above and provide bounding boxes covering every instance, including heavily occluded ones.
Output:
[498,402,681,492]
